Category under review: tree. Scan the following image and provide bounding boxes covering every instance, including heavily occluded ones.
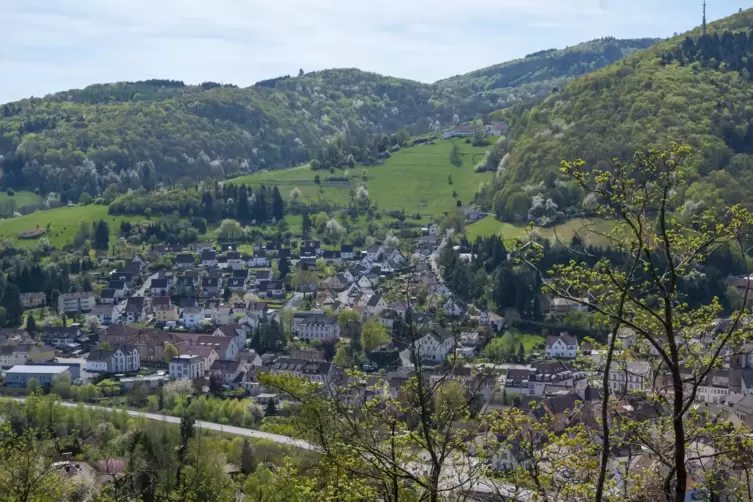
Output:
[163,343,179,362]
[83,314,100,333]
[516,342,525,363]
[93,219,109,250]
[217,218,243,241]
[519,146,753,502]
[361,318,391,354]
[51,373,71,399]
[289,187,302,207]
[99,341,112,351]
[278,257,290,278]
[449,144,462,167]
[302,212,312,237]
[447,174,453,185]
[265,398,277,416]
[26,377,40,393]
[25,313,36,333]
[272,185,285,221]
[222,286,231,303]
[440,207,465,234]
[241,439,254,475]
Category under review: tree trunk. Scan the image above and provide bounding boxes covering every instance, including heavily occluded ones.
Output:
[672,372,687,502]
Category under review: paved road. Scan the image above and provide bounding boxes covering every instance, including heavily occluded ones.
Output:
[274,292,303,323]
[30,400,315,451]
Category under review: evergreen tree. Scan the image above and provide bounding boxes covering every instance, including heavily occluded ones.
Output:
[1,283,23,326]
[25,313,36,333]
[222,286,231,303]
[93,220,109,250]
[272,185,284,221]
[237,185,251,223]
[254,186,268,223]
[241,439,254,474]
[278,257,290,278]
[302,212,312,237]
[517,342,525,363]
[265,398,277,416]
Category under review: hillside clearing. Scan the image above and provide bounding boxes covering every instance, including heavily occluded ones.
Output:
[231,139,493,217]
[466,216,614,246]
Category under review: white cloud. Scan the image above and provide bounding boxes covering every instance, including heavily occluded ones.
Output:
[0,0,743,103]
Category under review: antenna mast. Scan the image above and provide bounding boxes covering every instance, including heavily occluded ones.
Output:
[703,0,707,34]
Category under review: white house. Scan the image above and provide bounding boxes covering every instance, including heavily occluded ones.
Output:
[169,354,205,380]
[58,292,97,314]
[296,315,340,341]
[366,295,388,317]
[107,281,130,301]
[90,305,118,326]
[213,324,248,351]
[365,244,383,261]
[248,256,270,267]
[385,248,406,267]
[443,298,468,317]
[443,125,476,139]
[150,278,169,297]
[182,307,206,329]
[357,274,378,290]
[340,245,355,260]
[210,359,245,386]
[413,329,456,363]
[112,345,141,373]
[200,250,218,267]
[226,251,244,270]
[545,333,579,359]
[479,311,504,331]
[608,360,651,394]
[428,223,440,236]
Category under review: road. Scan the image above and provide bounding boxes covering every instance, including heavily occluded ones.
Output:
[114,272,158,321]
[19,399,315,451]
[273,292,303,323]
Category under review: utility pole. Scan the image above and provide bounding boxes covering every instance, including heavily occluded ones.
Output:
[702,0,707,35]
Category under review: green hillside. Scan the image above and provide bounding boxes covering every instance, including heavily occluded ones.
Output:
[483,8,753,224]
[437,38,659,103]
[232,139,492,217]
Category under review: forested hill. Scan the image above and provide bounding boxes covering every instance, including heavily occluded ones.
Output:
[436,38,660,103]
[486,8,753,224]
[0,36,656,201]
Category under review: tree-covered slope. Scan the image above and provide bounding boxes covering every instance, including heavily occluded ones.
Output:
[0,70,496,200]
[485,8,753,223]
[437,38,659,104]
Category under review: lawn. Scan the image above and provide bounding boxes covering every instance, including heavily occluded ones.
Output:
[466,216,614,247]
[0,204,143,248]
[0,191,42,211]
[230,139,493,217]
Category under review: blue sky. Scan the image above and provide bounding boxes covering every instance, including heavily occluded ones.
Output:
[0,0,745,104]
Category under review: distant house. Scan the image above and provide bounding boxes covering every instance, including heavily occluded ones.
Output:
[414,328,456,363]
[201,277,221,297]
[107,280,129,300]
[169,355,205,380]
[182,307,206,329]
[154,303,179,323]
[225,251,244,270]
[213,324,248,350]
[254,270,273,286]
[175,253,195,269]
[428,223,440,236]
[549,297,587,317]
[99,289,116,305]
[0,344,34,367]
[443,125,476,139]
[177,334,240,361]
[443,298,468,317]
[58,292,96,314]
[248,256,270,267]
[86,345,140,373]
[90,304,119,326]
[227,277,247,293]
[366,294,387,317]
[188,241,214,252]
[110,270,134,286]
[210,360,245,386]
[150,278,169,297]
[123,297,147,324]
[5,365,71,387]
[302,240,322,255]
[41,327,83,347]
[545,333,579,359]
[484,121,507,137]
[21,292,46,309]
[269,357,336,385]
[322,250,342,264]
[201,250,218,268]
[340,245,355,260]
[479,311,504,331]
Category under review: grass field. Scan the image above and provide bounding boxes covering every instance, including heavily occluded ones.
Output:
[0,204,142,248]
[231,139,493,217]
[466,216,614,246]
[0,191,42,210]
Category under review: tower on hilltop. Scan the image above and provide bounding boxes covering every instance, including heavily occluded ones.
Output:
[702,0,707,35]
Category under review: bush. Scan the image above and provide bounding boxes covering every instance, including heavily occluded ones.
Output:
[6,189,14,196]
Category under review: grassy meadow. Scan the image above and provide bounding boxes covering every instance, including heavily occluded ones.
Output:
[466,216,614,246]
[231,139,493,217]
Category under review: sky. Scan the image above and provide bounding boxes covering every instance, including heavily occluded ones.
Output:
[0,0,746,104]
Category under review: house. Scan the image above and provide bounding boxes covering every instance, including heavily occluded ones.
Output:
[213,324,248,349]
[384,248,406,267]
[328,274,349,291]
[238,349,263,368]
[322,250,342,264]
[608,360,652,395]
[261,281,284,299]
[123,296,147,324]
[232,268,250,281]
[86,345,140,373]
[41,326,83,347]
[443,298,468,317]
[302,240,322,255]
[269,357,337,385]
[442,125,476,139]
[366,244,382,261]
[175,253,195,268]
[201,250,218,267]
[733,395,753,427]
[188,241,215,253]
[153,244,183,255]
[100,326,189,363]
[150,278,169,297]
[180,346,219,374]
[120,261,142,276]
[227,277,247,292]
[177,333,240,361]
[549,297,587,317]
[154,303,179,323]
[5,365,71,387]
[414,328,456,363]
[524,361,586,397]
[210,360,245,386]
[99,289,116,304]
[479,311,504,331]
[21,292,46,309]
[340,245,355,260]
[0,344,34,367]
[181,307,206,328]
[248,256,270,267]
[532,392,583,432]
[428,223,440,236]
[300,246,317,259]
[357,274,378,290]
[131,255,148,273]
[484,121,507,136]
[169,355,205,380]
[0,329,34,347]
[254,270,273,286]
[27,345,55,363]
[108,280,130,300]
[110,270,134,286]
[366,294,387,317]
[226,251,244,270]
[211,307,238,326]
[90,304,118,326]
[295,314,340,341]
[201,277,221,297]
[545,333,579,359]
[58,292,96,314]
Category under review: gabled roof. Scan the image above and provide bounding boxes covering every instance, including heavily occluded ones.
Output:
[176,253,195,263]
[151,279,168,289]
[546,333,578,347]
[543,392,582,415]
[202,277,220,287]
[100,289,116,299]
[210,359,242,373]
[227,278,246,287]
[152,296,171,307]
[341,245,354,253]
[201,250,217,260]
[366,295,383,307]
[232,269,249,278]
[226,251,241,260]
[87,349,113,362]
[108,280,126,290]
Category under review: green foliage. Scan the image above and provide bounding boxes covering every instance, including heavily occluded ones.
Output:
[163,343,179,362]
